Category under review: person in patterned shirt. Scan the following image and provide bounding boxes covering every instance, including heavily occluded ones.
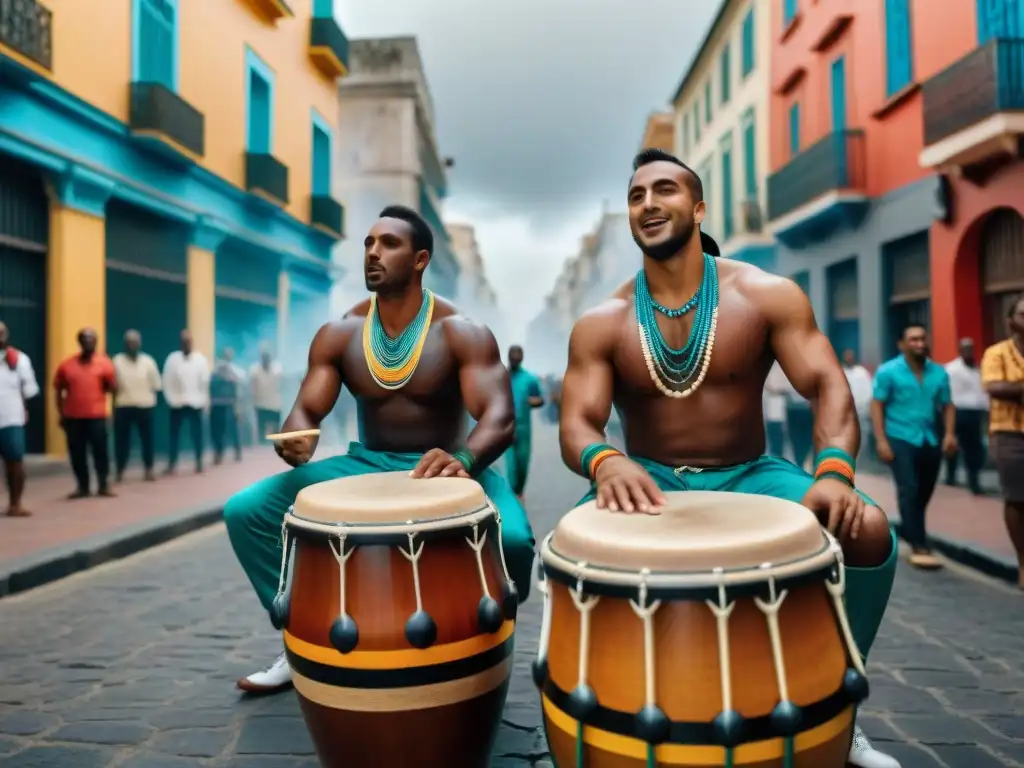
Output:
[980,295,1024,589]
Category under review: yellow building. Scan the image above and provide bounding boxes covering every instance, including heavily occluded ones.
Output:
[0,0,349,456]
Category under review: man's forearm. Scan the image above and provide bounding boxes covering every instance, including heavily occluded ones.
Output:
[870,401,887,444]
[465,409,514,470]
[811,375,860,459]
[560,422,608,477]
[943,402,955,437]
[987,382,1023,401]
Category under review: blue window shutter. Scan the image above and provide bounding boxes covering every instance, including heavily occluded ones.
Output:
[742,10,755,76]
[789,103,800,156]
[138,0,176,89]
[312,125,331,195]
[784,0,798,25]
[722,147,734,239]
[744,120,757,198]
[705,81,712,123]
[884,0,913,96]
[694,104,701,140]
[720,45,731,104]
[248,72,271,153]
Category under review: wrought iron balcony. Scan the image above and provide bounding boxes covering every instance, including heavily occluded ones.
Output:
[920,39,1024,174]
[245,153,289,206]
[129,82,205,159]
[767,130,866,222]
[310,194,345,239]
[0,0,52,71]
[309,16,349,79]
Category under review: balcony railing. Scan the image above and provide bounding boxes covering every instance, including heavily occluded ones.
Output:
[240,0,292,23]
[130,82,205,158]
[0,0,52,71]
[245,153,289,206]
[922,38,1024,146]
[767,130,866,221]
[311,194,345,238]
[309,16,349,79]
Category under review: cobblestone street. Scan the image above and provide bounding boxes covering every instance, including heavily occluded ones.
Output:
[0,425,1022,767]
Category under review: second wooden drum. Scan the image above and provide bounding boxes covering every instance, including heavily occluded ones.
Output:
[533,491,870,768]
[274,472,520,768]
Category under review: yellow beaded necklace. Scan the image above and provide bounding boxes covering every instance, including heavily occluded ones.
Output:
[362,291,435,390]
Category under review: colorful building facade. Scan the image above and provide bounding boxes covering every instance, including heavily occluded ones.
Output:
[673,0,776,271]
[0,0,348,456]
[766,0,1024,365]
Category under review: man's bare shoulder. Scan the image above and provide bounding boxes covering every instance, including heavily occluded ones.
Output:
[341,298,371,319]
[435,302,500,358]
[570,297,631,352]
[611,275,637,301]
[723,259,808,313]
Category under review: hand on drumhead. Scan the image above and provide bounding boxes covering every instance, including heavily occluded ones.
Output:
[275,435,314,467]
[593,456,666,514]
[410,448,471,479]
[801,478,864,542]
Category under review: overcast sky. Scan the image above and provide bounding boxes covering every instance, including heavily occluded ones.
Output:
[334,0,716,342]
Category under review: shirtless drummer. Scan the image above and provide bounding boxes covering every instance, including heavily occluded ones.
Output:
[224,205,535,695]
[559,150,900,768]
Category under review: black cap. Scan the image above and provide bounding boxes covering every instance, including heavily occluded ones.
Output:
[701,230,720,257]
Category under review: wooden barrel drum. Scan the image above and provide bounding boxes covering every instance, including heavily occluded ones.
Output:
[533,491,869,768]
[273,472,520,768]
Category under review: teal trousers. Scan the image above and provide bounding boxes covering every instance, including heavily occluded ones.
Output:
[224,442,536,616]
[505,433,532,496]
[578,453,898,660]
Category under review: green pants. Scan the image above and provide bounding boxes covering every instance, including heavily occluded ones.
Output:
[505,433,532,496]
[578,453,898,660]
[224,441,536,616]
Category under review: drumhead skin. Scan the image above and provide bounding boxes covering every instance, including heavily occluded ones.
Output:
[292,471,487,524]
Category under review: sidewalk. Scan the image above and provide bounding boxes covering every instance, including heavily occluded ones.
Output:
[0,449,286,597]
[857,471,1018,581]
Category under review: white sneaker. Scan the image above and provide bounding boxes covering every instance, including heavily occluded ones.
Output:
[848,725,901,768]
[236,651,293,694]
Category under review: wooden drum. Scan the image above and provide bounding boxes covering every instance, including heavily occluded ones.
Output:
[533,491,869,768]
[273,472,520,768]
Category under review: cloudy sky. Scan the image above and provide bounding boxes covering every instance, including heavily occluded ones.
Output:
[335,0,716,342]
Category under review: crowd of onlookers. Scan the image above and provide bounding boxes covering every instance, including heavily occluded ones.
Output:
[0,320,285,517]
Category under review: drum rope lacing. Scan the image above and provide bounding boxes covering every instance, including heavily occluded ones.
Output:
[533,530,866,766]
[399,528,427,614]
[328,535,355,622]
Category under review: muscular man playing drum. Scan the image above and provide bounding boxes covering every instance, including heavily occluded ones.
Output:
[559,150,900,768]
[224,205,535,695]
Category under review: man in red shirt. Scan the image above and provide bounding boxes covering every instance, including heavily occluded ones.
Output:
[54,328,117,499]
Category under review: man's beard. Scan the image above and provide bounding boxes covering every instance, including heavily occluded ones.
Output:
[632,220,694,262]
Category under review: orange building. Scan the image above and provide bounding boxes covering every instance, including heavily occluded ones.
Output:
[765,0,1024,364]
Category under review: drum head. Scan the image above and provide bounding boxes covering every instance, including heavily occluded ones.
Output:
[550,491,825,573]
[291,471,487,525]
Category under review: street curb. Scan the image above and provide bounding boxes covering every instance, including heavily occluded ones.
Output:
[891,519,1019,584]
[0,503,226,599]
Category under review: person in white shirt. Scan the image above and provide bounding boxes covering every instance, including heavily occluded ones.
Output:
[249,344,282,442]
[162,329,209,474]
[764,362,789,458]
[210,347,246,464]
[112,330,162,482]
[944,337,988,494]
[842,349,875,462]
[0,322,40,517]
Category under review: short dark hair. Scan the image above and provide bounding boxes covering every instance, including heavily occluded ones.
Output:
[900,322,927,340]
[631,148,703,202]
[1007,294,1024,318]
[379,205,433,256]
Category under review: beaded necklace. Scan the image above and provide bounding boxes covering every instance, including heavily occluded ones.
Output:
[362,289,435,391]
[634,253,719,399]
[651,289,700,318]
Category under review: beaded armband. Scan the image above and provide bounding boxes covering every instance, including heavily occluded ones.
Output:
[453,449,476,475]
[580,443,623,480]
[814,447,855,488]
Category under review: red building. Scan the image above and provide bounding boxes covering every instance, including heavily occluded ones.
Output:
[766,0,1024,364]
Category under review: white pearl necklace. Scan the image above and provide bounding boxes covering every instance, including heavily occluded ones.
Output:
[637,308,718,399]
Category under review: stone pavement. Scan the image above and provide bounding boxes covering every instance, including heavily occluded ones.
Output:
[0,426,1022,767]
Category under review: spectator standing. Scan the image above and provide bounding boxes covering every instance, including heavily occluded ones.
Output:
[249,344,282,441]
[210,348,245,464]
[842,349,875,463]
[944,337,988,495]
[0,321,40,516]
[764,362,789,459]
[111,330,161,483]
[54,328,116,499]
[871,324,956,570]
[162,330,209,474]
[979,296,1024,589]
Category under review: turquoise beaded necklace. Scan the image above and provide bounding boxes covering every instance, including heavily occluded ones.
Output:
[634,253,719,397]
[364,289,435,390]
[651,288,700,318]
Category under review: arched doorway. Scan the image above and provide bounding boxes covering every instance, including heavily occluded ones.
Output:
[980,208,1024,345]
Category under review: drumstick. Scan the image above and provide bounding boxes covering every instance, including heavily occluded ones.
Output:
[265,429,321,441]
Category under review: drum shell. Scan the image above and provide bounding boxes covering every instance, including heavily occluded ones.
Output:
[541,576,854,768]
[285,521,514,768]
